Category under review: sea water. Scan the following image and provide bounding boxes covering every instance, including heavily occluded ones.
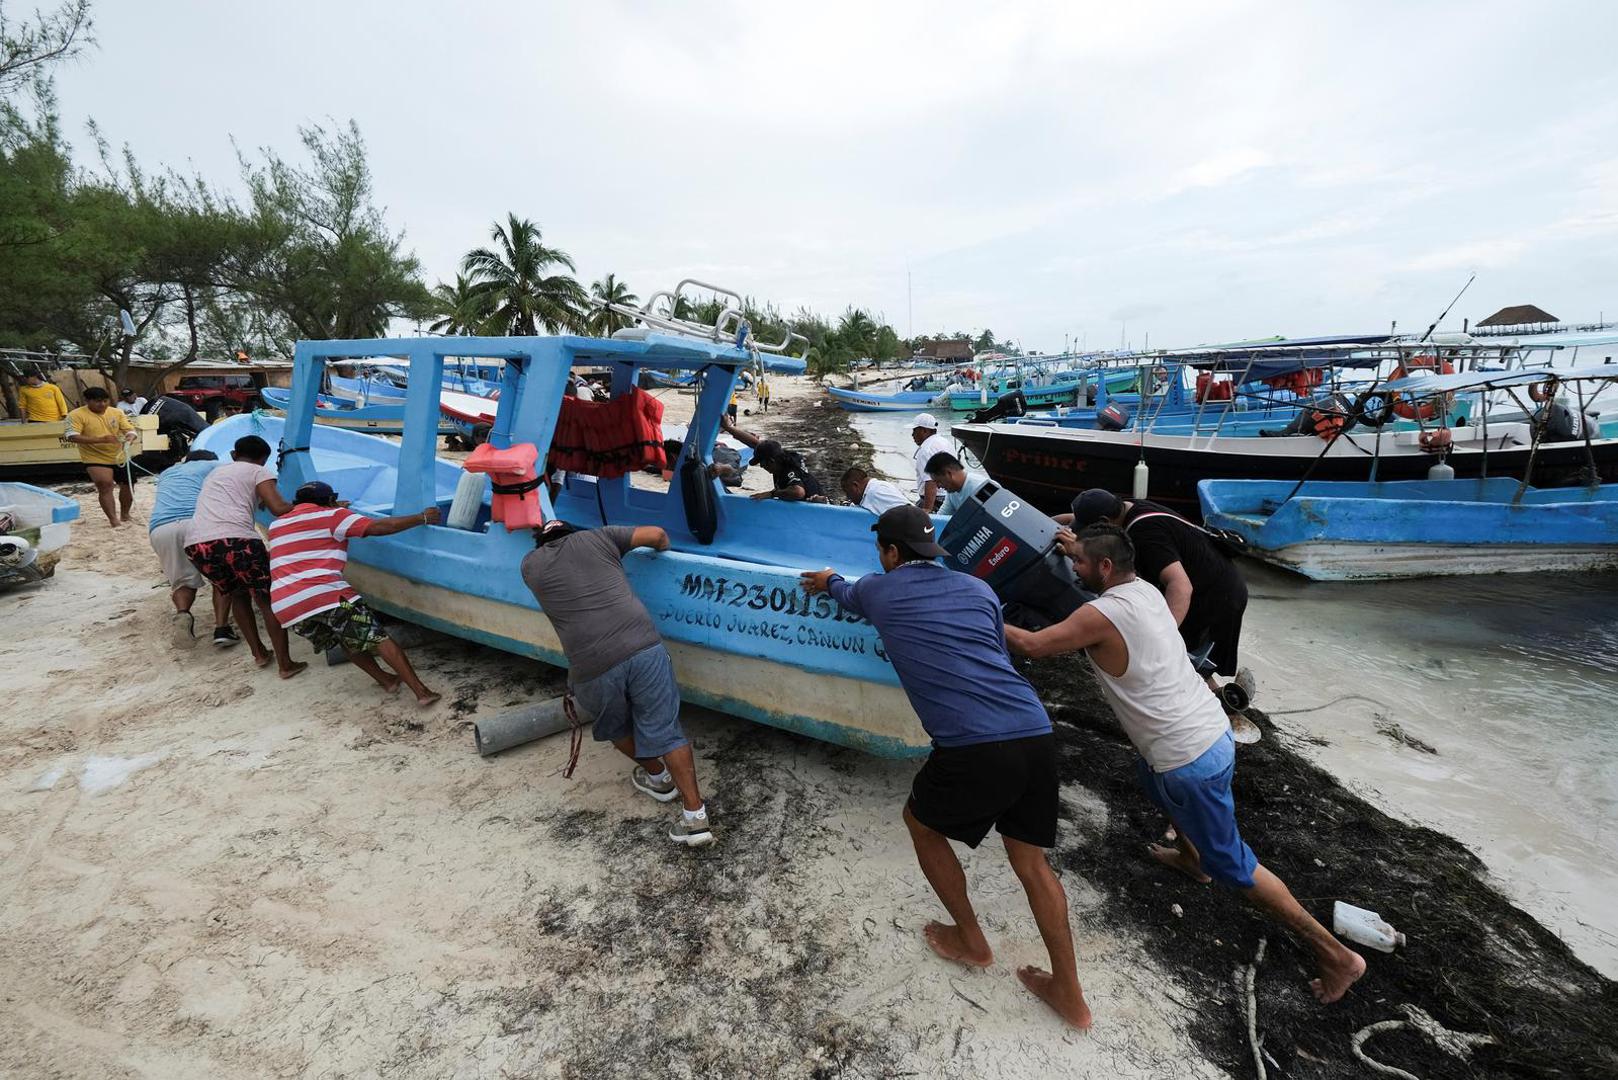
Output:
[849,407,1618,977]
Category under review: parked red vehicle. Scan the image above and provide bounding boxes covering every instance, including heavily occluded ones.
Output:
[166,374,266,421]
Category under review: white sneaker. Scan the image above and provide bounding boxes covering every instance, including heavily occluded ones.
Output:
[669,811,716,848]
[631,765,679,803]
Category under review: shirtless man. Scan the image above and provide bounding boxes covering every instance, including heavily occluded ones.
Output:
[1005,525,1366,1004]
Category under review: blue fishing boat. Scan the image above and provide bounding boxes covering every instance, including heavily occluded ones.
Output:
[945,366,1139,412]
[259,387,458,437]
[194,329,931,758]
[824,385,946,412]
[1196,363,1618,579]
[1199,478,1618,580]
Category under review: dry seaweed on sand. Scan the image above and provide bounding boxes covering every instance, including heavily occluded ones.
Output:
[1027,657,1618,1080]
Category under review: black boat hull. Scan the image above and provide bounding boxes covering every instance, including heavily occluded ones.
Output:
[952,424,1618,519]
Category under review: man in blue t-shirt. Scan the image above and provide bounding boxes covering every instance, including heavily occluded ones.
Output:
[147,450,236,647]
[801,505,1092,1030]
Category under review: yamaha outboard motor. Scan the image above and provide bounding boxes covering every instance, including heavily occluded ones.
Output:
[965,390,1027,425]
[1096,402,1131,431]
[142,395,208,458]
[938,480,1093,630]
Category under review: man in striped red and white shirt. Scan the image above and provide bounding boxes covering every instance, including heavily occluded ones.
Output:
[267,481,442,706]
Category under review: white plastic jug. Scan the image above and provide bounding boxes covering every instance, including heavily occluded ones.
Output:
[1332,901,1405,953]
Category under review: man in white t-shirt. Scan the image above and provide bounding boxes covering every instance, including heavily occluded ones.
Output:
[117,387,149,416]
[924,451,990,516]
[183,434,304,679]
[910,413,954,512]
[839,466,909,516]
[1004,525,1366,1006]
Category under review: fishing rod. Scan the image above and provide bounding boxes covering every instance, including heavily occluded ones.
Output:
[1417,272,1475,344]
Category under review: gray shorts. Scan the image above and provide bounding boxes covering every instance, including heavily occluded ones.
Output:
[149,519,205,591]
[571,643,686,759]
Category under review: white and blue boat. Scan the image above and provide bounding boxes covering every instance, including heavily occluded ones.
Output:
[1197,363,1618,579]
[0,481,80,589]
[259,387,458,437]
[195,327,932,758]
[824,384,946,412]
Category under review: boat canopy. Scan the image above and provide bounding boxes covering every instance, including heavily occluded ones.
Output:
[1379,361,1618,398]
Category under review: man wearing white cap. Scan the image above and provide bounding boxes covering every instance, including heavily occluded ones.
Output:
[910,413,954,512]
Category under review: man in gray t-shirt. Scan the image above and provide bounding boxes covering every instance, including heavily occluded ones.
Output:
[520,522,714,847]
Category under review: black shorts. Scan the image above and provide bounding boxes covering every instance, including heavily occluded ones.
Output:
[908,733,1058,848]
[1180,585,1247,678]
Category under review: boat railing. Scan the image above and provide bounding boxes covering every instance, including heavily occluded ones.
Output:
[596,278,808,357]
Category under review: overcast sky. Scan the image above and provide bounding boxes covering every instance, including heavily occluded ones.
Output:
[52,0,1618,350]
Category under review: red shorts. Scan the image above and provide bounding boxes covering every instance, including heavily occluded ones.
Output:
[185,537,272,595]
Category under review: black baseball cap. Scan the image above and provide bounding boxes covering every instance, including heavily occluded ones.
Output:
[294,480,337,505]
[871,504,948,558]
[1071,488,1123,527]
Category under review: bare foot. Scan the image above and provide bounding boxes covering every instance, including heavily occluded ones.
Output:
[1310,948,1366,1004]
[1147,843,1211,884]
[1017,966,1093,1030]
[922,921,992,968]
[252,652,273,669]
[278,661,309,680]
[415,690,442,708]
[378,674,402,694]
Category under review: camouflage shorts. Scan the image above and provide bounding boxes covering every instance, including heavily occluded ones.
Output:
[291,597,387,655]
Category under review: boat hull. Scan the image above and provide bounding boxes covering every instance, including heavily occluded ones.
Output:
[348,563,929,757]
[825,386,943,412]
[954,423,1618,519]
[1198,478,1618,580]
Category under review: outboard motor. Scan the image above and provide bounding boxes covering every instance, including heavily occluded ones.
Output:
[938,480,1093,630]
[965,390,1028,425]
[1096,402,1131,431]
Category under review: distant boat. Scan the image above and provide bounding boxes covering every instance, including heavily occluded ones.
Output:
[1198,477,1618,580]
[954,345,1618,517]
[259,387,458,437]
[1195,361,1618,579]
[824,385,945,412]
[196,323,931,758]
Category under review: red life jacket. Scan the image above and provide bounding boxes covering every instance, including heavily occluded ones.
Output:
[547,387,667,480]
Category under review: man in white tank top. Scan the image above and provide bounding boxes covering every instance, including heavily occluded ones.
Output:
[1004,525,1366,1005]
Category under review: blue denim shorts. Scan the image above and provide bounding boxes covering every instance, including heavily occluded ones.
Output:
[1136,731,1258,889]
[571,644,687,759]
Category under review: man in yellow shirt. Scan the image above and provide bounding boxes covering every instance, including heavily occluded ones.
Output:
[66,386,137,527]
[18,372,70,421]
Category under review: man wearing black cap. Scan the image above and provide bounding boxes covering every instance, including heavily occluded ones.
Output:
[1060,488,1253,738]
[720,414,823,501]
[265,481,442,706]
[800,505,1091,1030]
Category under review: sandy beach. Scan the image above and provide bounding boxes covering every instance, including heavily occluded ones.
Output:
[3,380,1614,1079]
[1,399,1220,1080]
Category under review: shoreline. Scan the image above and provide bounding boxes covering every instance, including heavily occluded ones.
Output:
[2,381,1612,1078]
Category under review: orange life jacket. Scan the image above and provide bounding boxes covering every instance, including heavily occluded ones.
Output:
[463,441,545,531]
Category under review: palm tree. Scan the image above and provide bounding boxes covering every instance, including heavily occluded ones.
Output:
[428,274,493,335]
[461,214,587,335]
[586,273,639,336]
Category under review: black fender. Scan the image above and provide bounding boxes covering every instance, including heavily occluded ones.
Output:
[680,453,718,544]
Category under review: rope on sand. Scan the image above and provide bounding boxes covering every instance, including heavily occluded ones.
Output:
[1240,936,1268,1080]
[1266,694,1392,717]
[1351,1005,1496,1080]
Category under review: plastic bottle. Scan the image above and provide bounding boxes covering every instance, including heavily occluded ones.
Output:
[1332,901,1406,952]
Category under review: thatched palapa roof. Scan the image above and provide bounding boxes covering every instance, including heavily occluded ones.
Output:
[1476,304,1558,328]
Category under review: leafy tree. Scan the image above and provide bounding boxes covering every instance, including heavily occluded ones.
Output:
[0,0,92,98]
[462,214,585,335]
[974,328,996,352]
[429,273,493,336]
[224,121,432,349]
[872,324,900,363]
[836,307,877,358]
[586,273,637,336]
